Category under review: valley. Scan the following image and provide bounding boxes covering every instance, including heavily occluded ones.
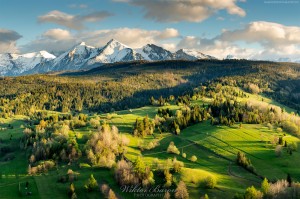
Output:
[0,60,300,198]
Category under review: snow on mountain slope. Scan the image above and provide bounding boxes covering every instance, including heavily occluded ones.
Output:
[1,39,218,76]
[51,42,99,71]
[0,51,56,76]
[135,44,174,61]
[87,39,141,66]
[0,54,14,75]
[28,42,99,74]
[14,51,56,72]
[175,49,216,60]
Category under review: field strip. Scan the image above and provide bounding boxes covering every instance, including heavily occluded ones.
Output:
[210,135,262,160]
[142,142,196,156]
[227,162,261,183]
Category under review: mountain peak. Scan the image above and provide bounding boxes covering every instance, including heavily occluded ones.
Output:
[39,51,56,59]
[175,48,217,60]
[1,40,217,76]
[106,39,128,48]
[108,38,118,43]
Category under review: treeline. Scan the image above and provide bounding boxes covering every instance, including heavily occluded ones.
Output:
[0,73,189,116]
[2,59,299,118]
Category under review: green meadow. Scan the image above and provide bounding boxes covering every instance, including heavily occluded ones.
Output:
[0,87,300,199]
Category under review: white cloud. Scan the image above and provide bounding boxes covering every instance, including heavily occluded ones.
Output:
[22,27,181,53]
[77,28,181,48]
[115,0,246,22]
[38,10,113,30]
[177,36,257,59]
[218,21,300,48]
[0,29,22,53]
[177,21,300,60]
[43,29,73,40]
[20,21,300,61]
[21,29,76,53]
[156,28,179,39]
[161,43,177,51]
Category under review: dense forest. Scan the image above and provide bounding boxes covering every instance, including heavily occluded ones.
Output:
[0,60,299,118]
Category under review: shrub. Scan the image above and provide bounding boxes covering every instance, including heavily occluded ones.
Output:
[268,180,288,197]
[89,118,100,128]
[261,178,270,195]
[108,189,117,199]
[246,83,260,94]
[244,186,263,199]
[172,158,184,173]
[275,145,282,157]
[100,184,117,199]
[163,192,171,199]
[282,121,299,135]
[84,174,98,192]
[236,151,255,173]
[167,142,180,155]
[100,184,110,196]
[115,160,138,186]
[164,169,172,187]
[204,175,217,189]
[190,155,197,162]
[68,183,75,197]
[175,181,189,199]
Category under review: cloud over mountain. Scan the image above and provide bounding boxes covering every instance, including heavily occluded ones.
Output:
[38,10,113,30]
[114,0,246,22]
[0,29,22,53]
[22,27,181,53]
[176,21,300,60]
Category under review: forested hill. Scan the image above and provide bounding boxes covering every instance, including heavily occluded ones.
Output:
[61,59,264,76]
[0,60,300,117]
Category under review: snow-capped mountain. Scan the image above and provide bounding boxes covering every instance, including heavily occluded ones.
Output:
[0,39,218,76]
[0,51,56,76]
[87,39,142,66]
[175,49,216,60]
[136,44,174,61]
[27,42,99,74]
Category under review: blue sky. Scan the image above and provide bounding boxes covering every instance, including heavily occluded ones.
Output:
[0,0,300,60]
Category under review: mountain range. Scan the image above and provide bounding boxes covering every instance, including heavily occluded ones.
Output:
[0,39,218,76]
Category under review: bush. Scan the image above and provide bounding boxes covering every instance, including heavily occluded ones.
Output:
[261,178,270,195]
[175,181,189,199]
[236,151,255,173]
[204,175,217,189]
[246,83,260,94]
[89,118,100,128]
[84,174,98,192]
[282,121,299,135]
[190,155,197,162]
[115,160,138,186]
[268,180,288,197]
[172,158,184,173]
[244,186,263,199]
[275,145,282,157]
[167,142,180,155]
